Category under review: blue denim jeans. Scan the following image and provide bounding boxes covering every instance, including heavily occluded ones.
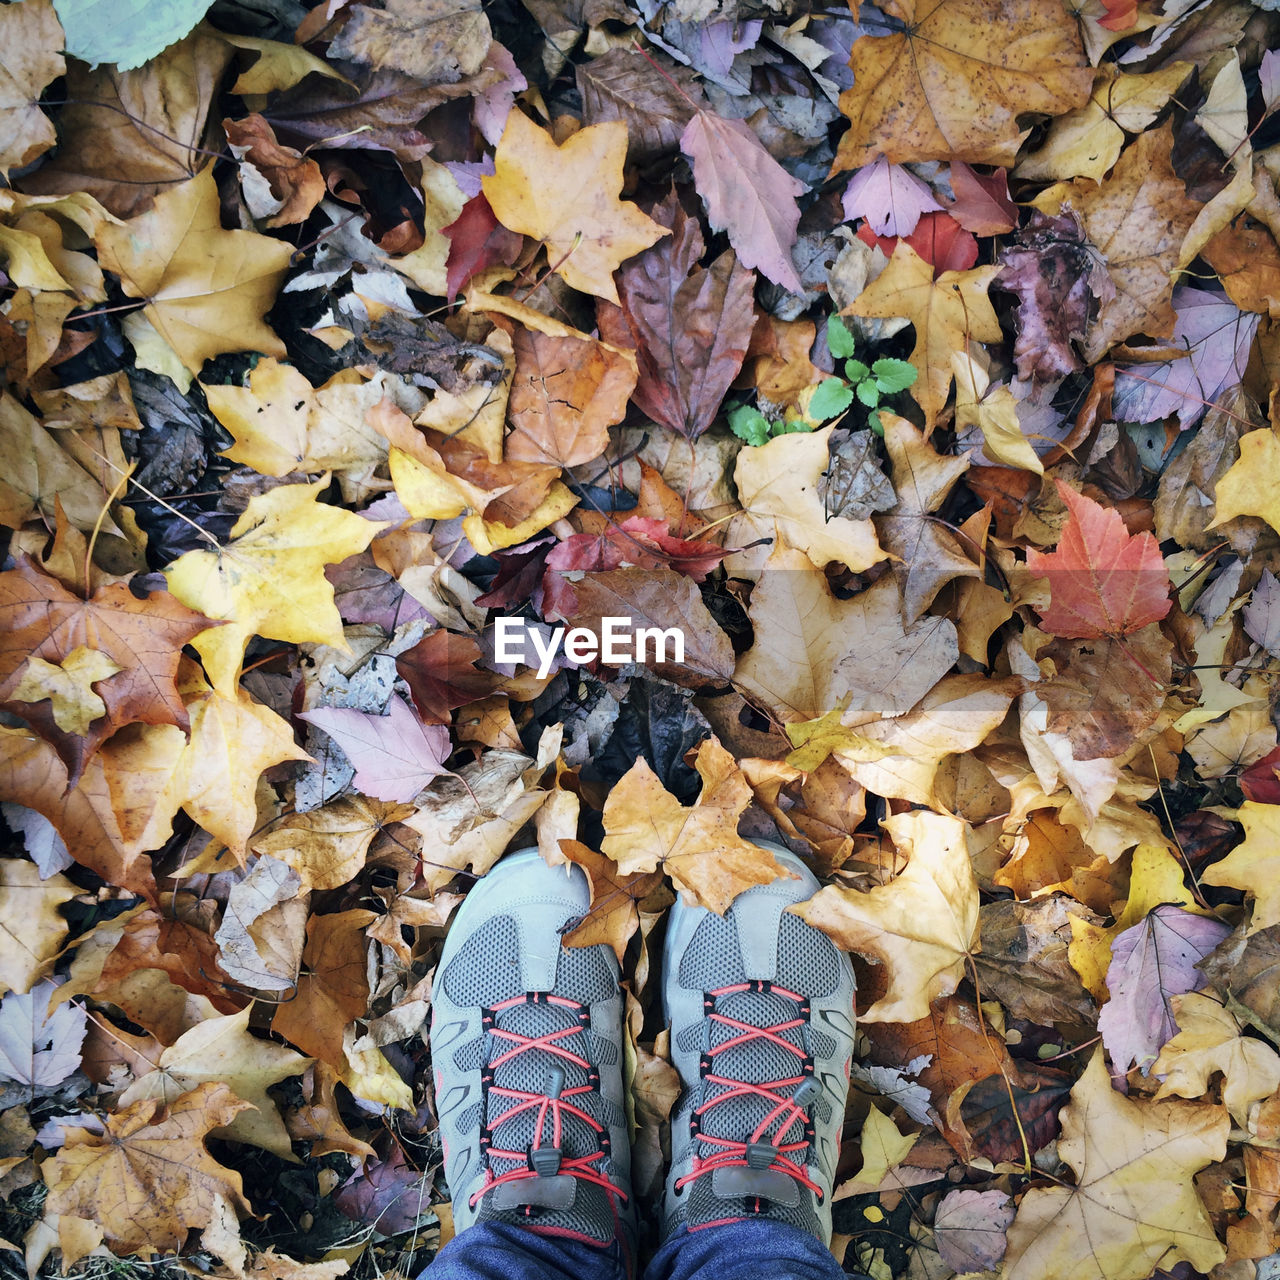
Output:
[423,1219,848,1280]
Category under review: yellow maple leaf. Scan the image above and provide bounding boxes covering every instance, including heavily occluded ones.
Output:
[482,111,669,304]
[831,0,1092,170]
[1208,428,1280,537]
[792,809,978,1023]
[1201,801,1280,933]
[118,1007,311,1159]
[843,244,1002,427]
[95,165,292,377]
[42,1082,253,1255]
[0,858,78,997]
[601,740,793,914]
[165,480,384,694]
[1003,1049,1227,1280]
[11,645,122,735]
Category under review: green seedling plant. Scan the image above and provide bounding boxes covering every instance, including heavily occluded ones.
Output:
[728,314,918,445]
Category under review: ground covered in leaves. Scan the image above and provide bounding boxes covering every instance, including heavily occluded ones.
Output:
[1,0,1280,1277]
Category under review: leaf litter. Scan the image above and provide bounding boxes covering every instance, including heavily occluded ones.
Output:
[0,0,1279,1277]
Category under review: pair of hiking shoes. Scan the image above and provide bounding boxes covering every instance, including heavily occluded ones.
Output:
[430,843,857,1258]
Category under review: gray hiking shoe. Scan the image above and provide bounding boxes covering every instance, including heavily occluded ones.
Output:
[662,843,856,1244]
[430,848,634,1252]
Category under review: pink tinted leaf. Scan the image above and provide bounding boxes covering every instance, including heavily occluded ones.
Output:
[933,1189,1015,1273]
[680,110,804,292]
[300,696,451,802]
[1097,904,1231,1075]
[855,212,978,274]
[1027,481,1171,638]
[947,163,1018,235]
[842,156,942,237]
[1262,49,1280,116]
[1113,288,1260,431]
[443,193,523,300]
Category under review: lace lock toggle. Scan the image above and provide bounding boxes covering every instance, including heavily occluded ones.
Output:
[529,1146,562,1176]
[746,1141,778,1170]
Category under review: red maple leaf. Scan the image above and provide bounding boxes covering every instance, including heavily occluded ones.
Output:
[1026,480,1171,638]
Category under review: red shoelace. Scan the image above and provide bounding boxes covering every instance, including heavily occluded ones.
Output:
[676,980,824,1199]
[470,991,628,1211]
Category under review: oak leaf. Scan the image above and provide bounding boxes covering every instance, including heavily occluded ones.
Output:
[733,544,958,723]
[1027,480,1171,638]
[165,480,384,694]
[843,243,1002,427]
[41,1082,253,1255]
[119,1008,310,1160]
[481,111,668,304]
[792,810,979,1023]
[1201,801,1280,933]
[1002,1049,1228,1280]
[0,860,78,998]
[0,0,63,177]
[0,557,211,782]
[601,741,792,915]
[601,192,757,441]
[832,0,1092,170]
[95,166,293,377]
[680,110,805,292]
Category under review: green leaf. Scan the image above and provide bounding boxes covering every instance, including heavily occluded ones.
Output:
[869,409,887,437]
[52,0,215,69]
[774,419,813,435]
[826,315,857,360]
[728,404,772,447]
[843,359,870,383]
[855,378,881,409]
[870,358,918,394]
[808,378,855,422]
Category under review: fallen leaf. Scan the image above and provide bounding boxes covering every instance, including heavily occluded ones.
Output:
[165,479,384,694]
[0,979,86,1090]
[394,630,497,724]
[1055,125,1203,361]
[946,164,1017,235]
[734,544,958,723]
[95,166,293,377]
[0,0,63,178]
[600,741,793,915]
[841,157,942,237]
[481,111,668,304]
[1003,1049,1228,1280]
[119,1008,309,1160]
[557,840,666,963]
[576,47,700,162]
[851,1104,918,1189]
[214,857,307,995]
[728,427,884,576]
[271,910,375,1070]
[1097,903,1232,1076]
[832,0,1092,169]
[1201,801,1280,933]
[933,1188,1015,1272]
[327,0,490,86]
[602,191,757,441]
[680,109,805,292]
[252,797,413,892]
[1153,992,1280,1123]
[504,320,636,466]
[11,647,121,738]
[1207,427,1280,539]
[843,242,1003,427]
[1200,923,1280,1047]
[19,28,231,217]
[793,810,979,1023]
[224,115,325,228]
[0,557,210,782]
[1026,479,1171,638]
[41,1083,252,1255]
[877,415,978,623]
[0,860,79,999]
[52,0,216,71]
